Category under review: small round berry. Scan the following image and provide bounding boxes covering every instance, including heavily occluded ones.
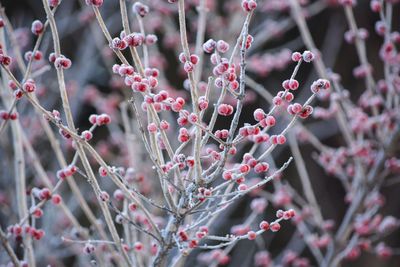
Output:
[270,222,281,232]
[238,184,248,191]
[113,189,124,201]
[48,0,60,8]
[51,194,62,205]
[99,166,108,177]
[85,0,103,7]
[222,170,233,181]
[54,57,72,69]
[276,135,286,145]
[160,120,170,130]
[184,61,194,73]
[259,221,270,231]
[145,34,158,45]
[48,52,56,63]
[217,104,234,116]
[147,123,158,133]
[132,2,149,17]
[247,231,257,240]
[89,114,98,124]
[276,210,284,218]
[99,191,109,201]
[14,89,23,100]
[0,54,12,66]
[134,242,143,251]
[291,52,302,62]
[253,108,266,121]
[31,20,44,35]
[203,39,216,53]
[84,243,96,254]
[81,130,93,141]
[216,40,230,53]
[190,54,199,65]
[370,0,381,12]
[9,112,18,120]
[111,37,128,50]
[310,79,330,93]
[128,203,137,212]
[302,50,315,63]
[23,80,36,93]
[288,79,299,90]
[242,0,257,12]
[338,0,356,6]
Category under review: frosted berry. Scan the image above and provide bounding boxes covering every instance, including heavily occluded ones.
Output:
[31,20,44,35]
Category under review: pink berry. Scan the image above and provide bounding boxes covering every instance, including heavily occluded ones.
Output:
[222,170,233,181]
[260,221,270,231]
[111,37,128,50]
[31,20,44,35]
[48,0,60,7]
[302,50,315,63]
[23,80,36,93]
[81,130,93,141]
[242,0,257,12]
[160,120,170,130]
[339,0,356,6]
[270,222,281,232]
[276,210,284,218]
[218,104,234,116]
[184,61,194,73]
[190,54,199,65]
[198,97,209,110]
[238,184,247,191]
[113,189,124,201]
[247,231,257,240]
[145,34,158,45]
[216,40,230,53]
[99,166,108,177]
[51,194,62,205]
[273,96,283,106]
[99,191,109,201]
[97,113,111,125]
[147,123,158,133]
[203,39,216,53]
[291,52,302,62]
[84,243,96,254]
[134,242,143,251]
[277,135,286,145]
[14,89,23,100]
[49,52,56,63]
[254,162,269,173]
[310,79,330,93]
[178,128,190,143]
[239,164,251,174]
[253,108,266,121]
[85,0,103,7]
[9,112,18,120]
[282,80,291,90]
[289,79,299,90]
[132,2,149,17]
[89,114,98,124]
[54,57,72,69]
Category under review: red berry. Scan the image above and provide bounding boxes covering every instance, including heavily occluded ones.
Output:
[247,231,257,240]
[31,20,44,35]
[260,221,270,231]
[270,222,281,232]
[85,0,103,7]
[51,194,62,205]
